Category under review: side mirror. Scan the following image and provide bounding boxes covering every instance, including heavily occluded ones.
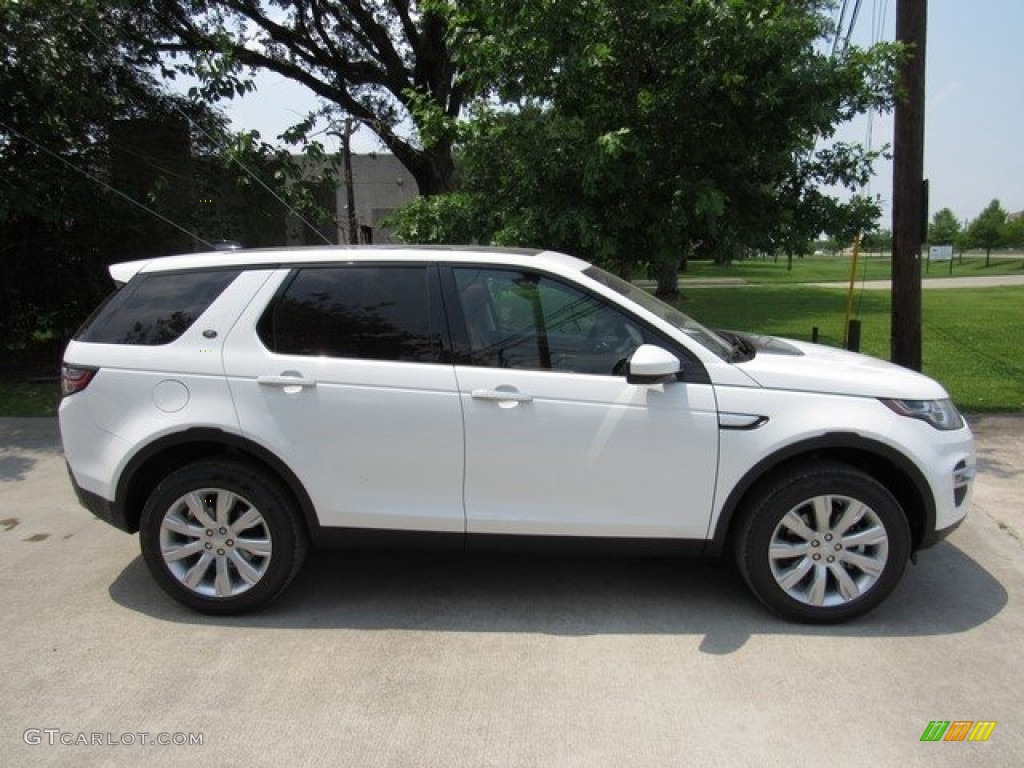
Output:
[626,345,681,385]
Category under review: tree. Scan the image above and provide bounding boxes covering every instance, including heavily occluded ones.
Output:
[147,1,467,196]
[1,0,318,346]
[928,207,961,245]
[862,228,892,256]
[392,0,899,294]
[385,191,489,244]
[2,1,167,222]
[953,229,971,263]
[1002,213,1024,250]
[0,0,214,345]
[967,199,1008,266]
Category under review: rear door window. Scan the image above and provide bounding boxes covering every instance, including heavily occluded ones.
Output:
[258,265,443,363]
[77,269,241,345]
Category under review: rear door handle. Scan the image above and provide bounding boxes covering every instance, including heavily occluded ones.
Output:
[471,389,533,403]
[257,375,317,389]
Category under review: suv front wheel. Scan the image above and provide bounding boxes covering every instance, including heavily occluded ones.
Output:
[139,459,308,614]
[735,462,911,623]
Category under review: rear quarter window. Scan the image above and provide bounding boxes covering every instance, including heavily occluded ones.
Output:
[76,269,241,346]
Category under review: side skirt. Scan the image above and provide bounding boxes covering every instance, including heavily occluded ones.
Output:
[311,527,709,558]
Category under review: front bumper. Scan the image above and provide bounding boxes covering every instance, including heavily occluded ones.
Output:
[918,514,967,550]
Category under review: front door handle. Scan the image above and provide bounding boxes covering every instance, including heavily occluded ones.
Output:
[471,388,533,403]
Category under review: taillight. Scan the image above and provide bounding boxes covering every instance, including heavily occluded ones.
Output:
[61,365,97,396]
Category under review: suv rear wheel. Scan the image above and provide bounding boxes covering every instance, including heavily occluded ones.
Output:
[735,462,911,623]
[139,459,308,614]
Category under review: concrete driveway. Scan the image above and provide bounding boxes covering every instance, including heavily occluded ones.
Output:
[1,416,1022,767]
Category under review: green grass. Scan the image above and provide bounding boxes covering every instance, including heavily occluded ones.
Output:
[0,376,60,417]
[1,340,63,417]
[679,252,1024,284]
[677,284,1024,412]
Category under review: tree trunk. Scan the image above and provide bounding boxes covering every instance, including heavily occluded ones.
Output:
[655,258,679,298]
[403,142,457,197]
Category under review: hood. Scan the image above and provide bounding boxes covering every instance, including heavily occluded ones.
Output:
[733,334,950,400]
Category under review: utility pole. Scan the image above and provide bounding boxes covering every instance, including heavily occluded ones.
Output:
[891,0,927,370]
[342,117,359,245]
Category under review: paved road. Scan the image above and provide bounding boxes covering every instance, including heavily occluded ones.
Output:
[645,273,1024,291]
[809,274,1024,290]
[2,417,1022,767]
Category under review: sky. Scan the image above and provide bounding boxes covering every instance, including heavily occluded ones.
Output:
[839,0,1024,222]
[217,0,1023,224]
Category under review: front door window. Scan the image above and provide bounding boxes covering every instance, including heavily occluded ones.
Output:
[453,268,649,375]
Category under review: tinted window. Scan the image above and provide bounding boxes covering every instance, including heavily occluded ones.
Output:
[453,268,649,375]
[583,265,733,359]
[260,266,440,362]
[77,270,240,346]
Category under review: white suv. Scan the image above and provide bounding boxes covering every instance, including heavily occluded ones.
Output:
[59,246,976,622]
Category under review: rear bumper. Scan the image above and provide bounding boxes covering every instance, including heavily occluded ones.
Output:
[66,462,134,533]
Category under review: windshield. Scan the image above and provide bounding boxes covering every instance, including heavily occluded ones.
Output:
[584,266,735,359]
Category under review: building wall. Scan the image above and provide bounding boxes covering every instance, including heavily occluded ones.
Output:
[337,154,418,244]
[283,153,419,246]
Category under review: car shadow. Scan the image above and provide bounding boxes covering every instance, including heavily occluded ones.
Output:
[108,539,1007,654]
[968,414,1024,482]
[975,441,1022,483]
[0,418,63,482]
[0,454,37,482]
[0,417,63,453]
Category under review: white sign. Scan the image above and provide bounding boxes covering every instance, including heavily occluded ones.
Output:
[929,245,954,262]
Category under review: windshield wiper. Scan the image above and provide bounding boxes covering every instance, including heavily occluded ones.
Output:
[716,330,756,362]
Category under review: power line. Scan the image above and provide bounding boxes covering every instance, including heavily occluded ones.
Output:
[862,0,891,194]
[0,118,215,249]
[80,19,334,246]
[166,106,335,246]
[833,0,867,57]
[834,0,886,345]
[832,0,851,57]
[875,0,891,43]
[842,0,867,55]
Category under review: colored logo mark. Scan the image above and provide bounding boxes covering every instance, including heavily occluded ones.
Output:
[920,721,996,742]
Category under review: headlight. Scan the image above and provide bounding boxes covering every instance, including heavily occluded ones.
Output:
[881,398,965,431]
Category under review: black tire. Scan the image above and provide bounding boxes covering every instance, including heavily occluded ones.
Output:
[139,459,308,615]
[734,462,911,624]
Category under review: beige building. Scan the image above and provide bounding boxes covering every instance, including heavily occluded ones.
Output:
[287,153,419,246]
[340,153,418,243]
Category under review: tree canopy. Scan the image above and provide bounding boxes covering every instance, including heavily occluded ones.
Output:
[1003,212,1024,249]
[147,0,467,196]
[390,0,900,293]
[967,199,1008,265]
[928,208,961,245]
[1,0,327,346]
[2,0,177,222]
[1,0,212,343]
[2,0,915,342]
